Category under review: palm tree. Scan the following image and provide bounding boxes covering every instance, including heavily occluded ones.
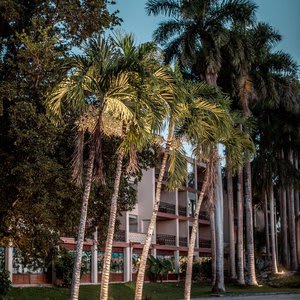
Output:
[185,148,216,300]
[226,163,236,280]
[176,84,233,300]
[99,34,172,300]
[146,0,256,85]
[134,73,229,300]
[225,113,255,283]
[47,35,157,300]
[146,1,257,288]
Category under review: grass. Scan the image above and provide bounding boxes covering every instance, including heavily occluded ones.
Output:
[5,279,300,300]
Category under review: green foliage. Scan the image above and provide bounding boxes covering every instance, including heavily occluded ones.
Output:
[0,270,11,299]
[146,255,173,283]
[54,250,88,288]
[0,0,148,265]
[181,257,212,282]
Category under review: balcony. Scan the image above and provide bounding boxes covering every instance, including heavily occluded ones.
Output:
[179,237,188,247]
[199,211,209,221]
[156,234,176,246]
[114,230,126,242]
[159,202,176,215]
[178,205,187,216]
[128,232,155,244]
[199,239,211,248]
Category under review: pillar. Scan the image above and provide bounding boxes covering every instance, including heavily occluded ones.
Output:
[91,228,98,284]
[5,246,13,282]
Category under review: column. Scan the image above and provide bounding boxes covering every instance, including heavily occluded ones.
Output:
[5,246,13,282]
[123,247,131,282]
[91,228,98,284]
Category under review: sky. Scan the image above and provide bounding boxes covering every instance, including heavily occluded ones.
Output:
[111,0,300,66]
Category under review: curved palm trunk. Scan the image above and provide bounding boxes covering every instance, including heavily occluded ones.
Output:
[100,152,124,300]
[264,191,271,260]
[227,164,237,280]
[236,168,245,285]
[269,183,278,273]
[134,125,174,300]
[212,161,225,293]
[184,159,211,300]
[70,150,95,300]
[288,149,298,270]
[244,161,258,285]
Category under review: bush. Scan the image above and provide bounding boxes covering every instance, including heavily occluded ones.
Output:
[181,257,212,282]
[0,270,11,299]
[55,250,89,287]
[146,255,173,282]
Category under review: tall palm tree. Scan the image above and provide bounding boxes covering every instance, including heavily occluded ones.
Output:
[220,20,299,283]
[146,1,257,288]
[134,73,229,300]
[47,35,160,300]
[174,84,233,300]
[99,34,172,300]
[225,114,255,283]
[146,0,256,84]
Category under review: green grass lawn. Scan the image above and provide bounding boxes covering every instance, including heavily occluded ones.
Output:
[5,279,300,300]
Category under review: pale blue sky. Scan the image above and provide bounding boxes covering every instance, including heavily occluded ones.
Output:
[111,0,300,66]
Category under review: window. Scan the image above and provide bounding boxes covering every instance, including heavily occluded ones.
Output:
[129,214,138,232]
[187,162,195,188]
[188,192,196,216]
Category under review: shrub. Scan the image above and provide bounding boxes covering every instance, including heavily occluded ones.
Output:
[146,255,173,282]
[55,250,89,287]
[181,257,212,282]
[0,270,11,299]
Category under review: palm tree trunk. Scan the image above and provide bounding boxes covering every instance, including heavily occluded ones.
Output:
[212,161,225,293]
[294,153,299,217]
[100,151,124,300]
[70,150,95,300]
[227,164,237,280]
[280,186,289,268]
[236,168,245,285]
[264,191,271,260]
[184,158,211,300]
[134,125,174,300]
[269,183,278,273]
[244,161,258,285]
[210,210,216,286]
[288,149,298,270]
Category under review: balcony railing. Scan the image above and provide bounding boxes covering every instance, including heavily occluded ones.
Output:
[199,211,209,221]
[128,232,155,244]
[178,205,187,216]
[114,230,126,242]
[179,237,188,247]
[199,239,211,248]
[156,234,176,246]
[159,202,176,215]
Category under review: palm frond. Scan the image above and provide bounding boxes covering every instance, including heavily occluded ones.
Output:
[146,0,181,17]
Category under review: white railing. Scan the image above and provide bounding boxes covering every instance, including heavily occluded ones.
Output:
[128,232,155,244]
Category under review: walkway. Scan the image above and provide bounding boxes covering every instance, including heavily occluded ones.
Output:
[192,293,300,300]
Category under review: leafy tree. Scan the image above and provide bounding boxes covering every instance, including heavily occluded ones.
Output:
[0,0,123,263]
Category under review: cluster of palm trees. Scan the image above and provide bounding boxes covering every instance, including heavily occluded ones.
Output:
[46,32,250,300]
[46,1,299,300]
